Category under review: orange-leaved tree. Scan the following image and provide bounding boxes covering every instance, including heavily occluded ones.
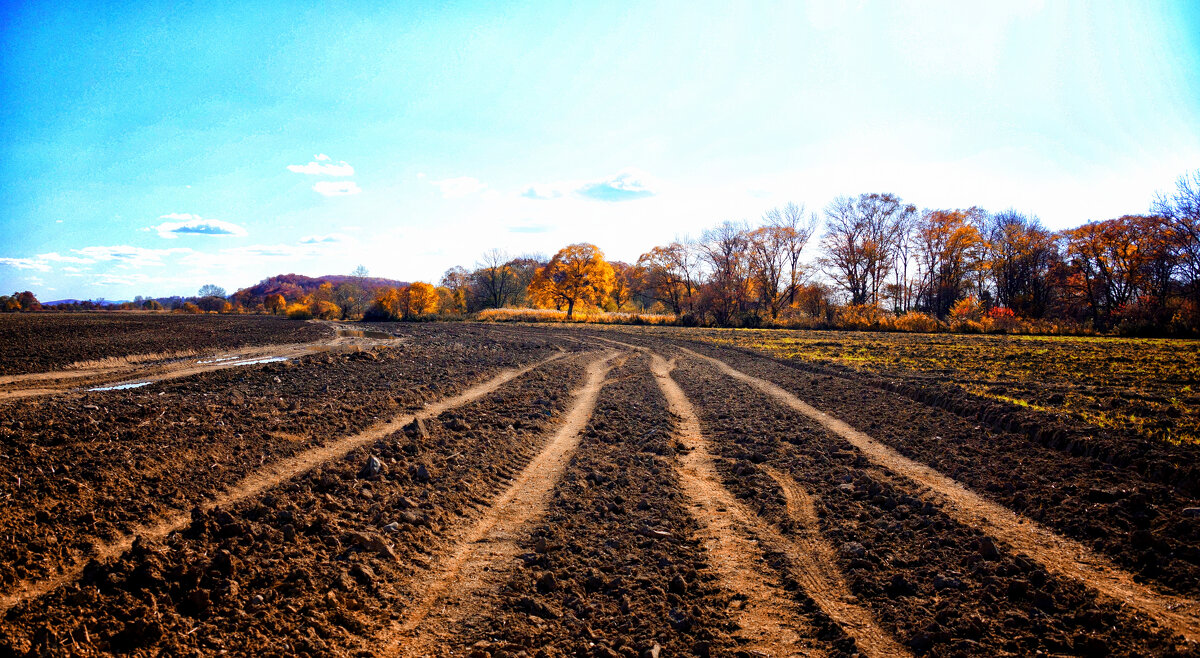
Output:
[403,282,439,318]
[528,243,615,318]
[265,294,286,315]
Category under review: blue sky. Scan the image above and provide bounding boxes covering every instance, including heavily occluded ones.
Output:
[2,0,1198,299]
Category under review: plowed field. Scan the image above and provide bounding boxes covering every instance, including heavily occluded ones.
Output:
[1,316,1196,657]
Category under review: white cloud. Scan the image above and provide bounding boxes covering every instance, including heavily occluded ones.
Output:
[429,176,487,199]
[315,153,331,161]
[522,168,658,202]
[0,257,51,271]
[150,214,248,239]
[72,245,193,268]
[313,181,362,196]
[288,160,355,176]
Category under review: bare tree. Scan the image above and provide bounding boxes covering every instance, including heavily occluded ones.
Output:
[699,221,750,324]
[819,194,914,306]
[472,248,517,309]
[769,202,818,307]
[1153,170,1200,310]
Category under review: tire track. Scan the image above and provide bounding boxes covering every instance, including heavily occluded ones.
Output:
[383,350,621,657]
[0,350,569,616]
[760,465,913,658]
[650,353,828,658]
[679,345,1200,644]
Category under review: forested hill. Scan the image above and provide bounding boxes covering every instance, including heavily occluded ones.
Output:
[231,273,408,306]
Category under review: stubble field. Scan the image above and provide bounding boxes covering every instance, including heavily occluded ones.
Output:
[0,314,1197,657]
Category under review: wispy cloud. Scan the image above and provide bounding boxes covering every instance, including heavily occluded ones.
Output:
[0,257,51,271]
[299,233,351,244]
[577,169,656,202]
[73,245,193,267]
[428,176,487,199]
[508,223,552,233]
[313,181,362,196]
[522,169,658,202]
[150,213,248,238]
[521,184,565,200]
[288,158,355,176]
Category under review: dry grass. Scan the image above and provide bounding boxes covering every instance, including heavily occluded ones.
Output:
[476,307,676,325]
[63,349,201,372]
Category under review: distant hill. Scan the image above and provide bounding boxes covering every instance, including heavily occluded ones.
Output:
[231,273,408,307]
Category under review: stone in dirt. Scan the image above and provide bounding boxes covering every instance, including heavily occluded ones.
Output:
[359,455,384,479]
[1181,507,1200,518]
[404,417,429,439]
[977,536,1001,560]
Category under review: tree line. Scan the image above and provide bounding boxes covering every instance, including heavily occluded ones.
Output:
[431,169,1200,335]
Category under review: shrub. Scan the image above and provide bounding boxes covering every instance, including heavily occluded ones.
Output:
[835,304,890,331]
[286,302,314,320]
[893,311,941,333]
[178,302,201,314]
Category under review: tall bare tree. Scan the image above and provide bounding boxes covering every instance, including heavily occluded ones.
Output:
[820,193,915,305]
[472,248,517,308]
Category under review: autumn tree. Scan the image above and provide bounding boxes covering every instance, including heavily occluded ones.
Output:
[607,261,637,310]
[528,244,614,318]
[636,241,699,315]
[403,281,439,317]
[265,294,286,315]
[439,266,471,314]
[745,206,815,319]
[983,210,1058,318]
[820,193,916,306]
[913,208,985,318]
[1062,215,1169,329]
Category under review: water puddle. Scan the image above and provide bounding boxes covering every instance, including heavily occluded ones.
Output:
[89,381,153,392]
[226,356,289,366]
[197,355,241,364]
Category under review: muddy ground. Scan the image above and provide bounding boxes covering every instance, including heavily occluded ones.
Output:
[0,315,331,376]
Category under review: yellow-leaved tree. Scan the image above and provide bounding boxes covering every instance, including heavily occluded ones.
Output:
[528,244,615,318]
[403,281,439,318]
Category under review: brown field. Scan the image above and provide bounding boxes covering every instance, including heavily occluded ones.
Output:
[0,315,1197,656]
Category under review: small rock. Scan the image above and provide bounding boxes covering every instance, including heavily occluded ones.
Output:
[1182,507,1200,518]
[409,463,431,482]
[642,643,661,658]
[397,496,419,510]
[978,536,1001,560]
[840,541,867,559]
[534,536,549,553]
[404,418,429,439]
[537,571,558,593]
[359,455,384,479]
[669,574,687,595]
[933,574,963,590]
[382,522,400,533]
[837,483,855,494]
[350,563,376,585]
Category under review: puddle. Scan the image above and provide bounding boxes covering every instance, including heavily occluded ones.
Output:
[197,355,241,364]
[89,381,153,392]
[226,357,289,366]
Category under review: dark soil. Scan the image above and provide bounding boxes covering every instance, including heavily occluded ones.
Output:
[676,340,1200,599]
[0,352,591,656]
[0,314,332,375]
[453,354,765,658]
[0,324,574,588]
[669,349,1193,657]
